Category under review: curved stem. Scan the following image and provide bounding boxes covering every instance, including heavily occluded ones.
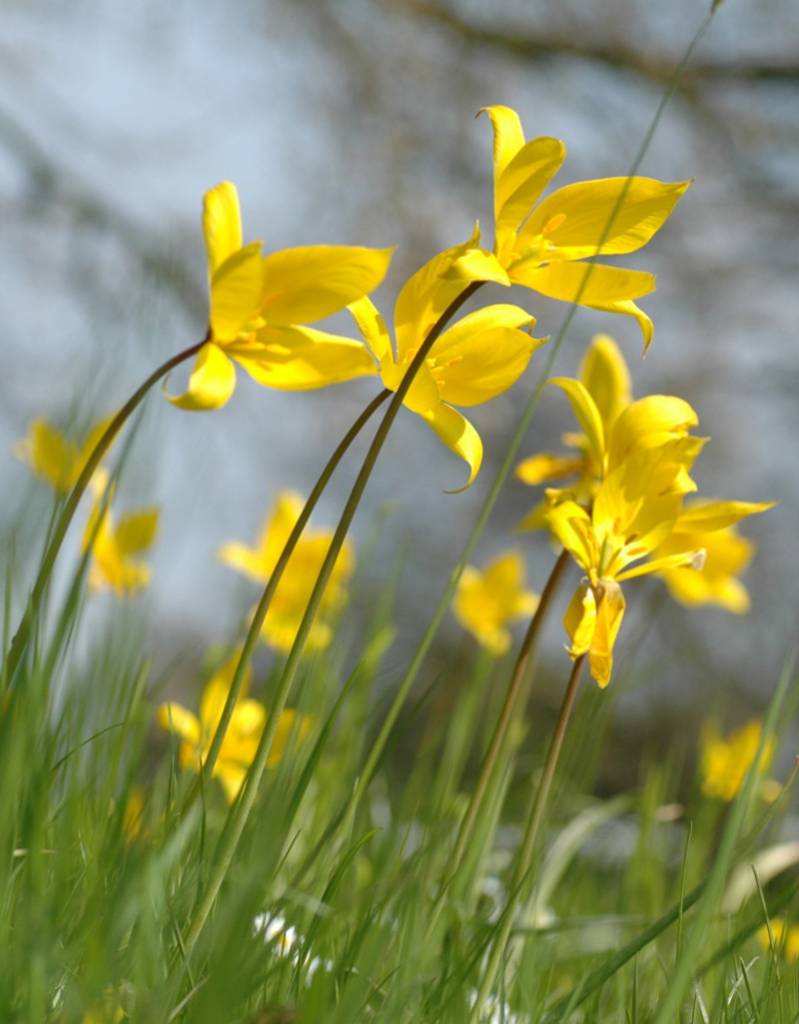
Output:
[4,340,204,685]
[183,282,482,956]
[472,653,585,1019]
[198,388,391,790]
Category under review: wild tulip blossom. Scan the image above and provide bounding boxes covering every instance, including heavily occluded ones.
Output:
[481,105,690,350]
[757,919,799,962]
[516,334,632,528]
[15,415,112,495]
[219,490,354,653]
[166,181,393,410]
[82,495,158,598]
[454,550,539,655]
[157,649,311,802]
[348,231,546,488]
[700,719,775,802]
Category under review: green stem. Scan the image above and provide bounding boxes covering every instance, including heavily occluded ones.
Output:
[182,281,482,956]
[4,340,204,686]
[472,653,585,1018]
[197,387,390,790]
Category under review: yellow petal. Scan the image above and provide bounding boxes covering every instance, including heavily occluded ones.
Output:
[216,762,247,803]
[546,501,595,572]
[588,580,625,688]
[165,342,237,411]
[157,702,201,746]
[268,709,312,768]
[114,508,159,556]
[260,245,393,326]
[203,181,243,277]
[15,418,78,493]
[416,403,483,491]
[348,295,393,362]
[236,325,377,390]
[432,305,544,407]
[516,452,586,486]
[218,541,269,582]
[563,582,597,657]
[607,395,699,468]
[480,105,526,181]
[616,548,704,582]
[444,248,512,286]
[495,137,566,253]
[579,334,632,426]
[258,490,304,568]
[199,649,254,728]
[548,378,606,468]
[512,261,656,351]
[382,359,440,414]
[517,176,691,259]
[673,500,776,533]
[210,242,264,340]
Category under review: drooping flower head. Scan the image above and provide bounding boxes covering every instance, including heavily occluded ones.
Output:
[219,490,354,653]
[166,182,393,410]
[349,230,547,488]
[454,550,539,655]
[700,718,775,803]
[15,415,113,496]
[157,648,311,802]
[482,105,690,350]
[82,494,158,598]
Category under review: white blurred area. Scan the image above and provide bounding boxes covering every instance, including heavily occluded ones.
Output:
[1,0,797,715]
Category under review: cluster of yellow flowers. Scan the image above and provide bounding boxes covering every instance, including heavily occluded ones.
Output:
[13,104,774,803]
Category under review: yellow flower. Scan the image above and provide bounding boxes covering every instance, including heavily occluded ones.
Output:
[348,233,546,488]
[700,719,775,802]
[757,919,799,961]
[454,550,539,655]
[166,181,393,410]
[219,491,354,653]
[157,648,311,802]
[654,500,774,613]
[482,105,690,349]
[15,415,112,495]
[516,334,632,527]
[82,496,158,598]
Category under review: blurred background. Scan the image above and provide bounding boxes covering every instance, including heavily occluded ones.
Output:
[1,0,797,766]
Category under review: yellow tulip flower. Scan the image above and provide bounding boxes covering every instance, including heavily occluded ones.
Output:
[516,334,632,527]
[757,919,799,962]
[454,550,539,655]
[166,181,393,410]
[157,648,311,802]
[481,105,690,350]
[348,233,546,488]
[700,719,774,802]
[15,415,112,495]
[82,497,158,598]
[654,500,774,613]
[219,490,354,653]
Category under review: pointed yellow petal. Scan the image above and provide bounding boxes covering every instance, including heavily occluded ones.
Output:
[203,181,243,277]
[416,403,483,491]
[546,501,595,571]
[16,419,78,493]
[495,136,566,252]
[114,508,159,555]
[480,105,526,180]
[258,491,304,567]
[517,177,691,259]
[588,580,625,688]
[563,582,597,657]
[210,242,264,340]
[216,763,247,803]
[236,325,377,390]
[444,248,512,286]
[616,549,704,582]
[516,452,586,486]
[165,342,237,411]
[608,395,699,467]
[260,245,393,326]
[548,378,606,467]
[673,500,776,533]
[579,334,632,426]
[348,296,393,362]
[218,541,269,582]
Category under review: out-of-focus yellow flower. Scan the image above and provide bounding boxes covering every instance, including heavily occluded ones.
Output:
[157,648,311,802]
[122,787,145,844]
[348,233,546,488]
[481,105,690,350]
[516,334,632,528]
[82,497,158,598]
[757,919,799,961]
[454,550,539,655]
[654,501,773,613]
[219,491,354,653]
[700,719,775,802]
[166,181,392,411]
[15,415,112,495]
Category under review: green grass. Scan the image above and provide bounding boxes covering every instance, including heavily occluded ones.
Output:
[0,503,796,1022]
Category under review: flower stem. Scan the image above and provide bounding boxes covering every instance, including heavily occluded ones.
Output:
[196,387,390,793]
[182,282,482,957]
[472,652,585,1018]
[3,340,204,686]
